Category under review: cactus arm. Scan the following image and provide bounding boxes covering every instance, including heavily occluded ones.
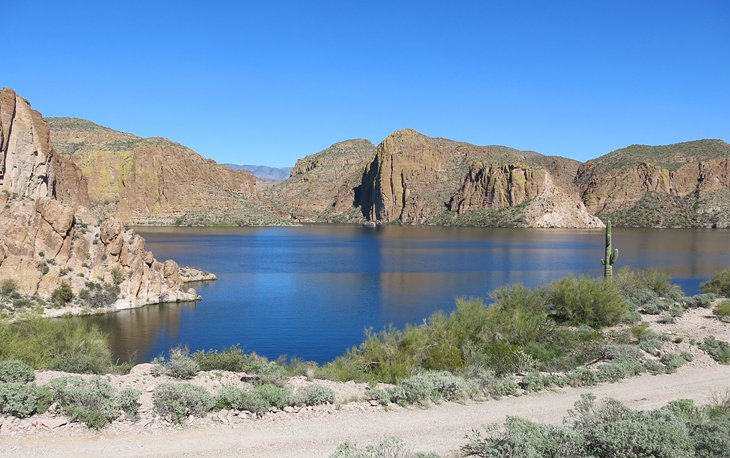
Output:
[612,248,619,263]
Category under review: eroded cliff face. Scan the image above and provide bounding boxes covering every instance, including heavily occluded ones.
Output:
[358,129,602,228]
[576,140,730,227]
[47,117,288,226]
[0,89,197,312]
[263,139,376,222]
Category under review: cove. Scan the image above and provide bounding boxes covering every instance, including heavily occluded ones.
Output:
[79,225,730,364]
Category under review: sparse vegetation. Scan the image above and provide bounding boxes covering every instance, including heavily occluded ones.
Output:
[48,376,122,429]
[461,395,730,458]
[153,382,214,423]
[51,281,74,307]
[713,300,730,322]
[701,269,730,297]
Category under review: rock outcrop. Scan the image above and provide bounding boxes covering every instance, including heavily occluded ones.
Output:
[0,89,197,312]
[358,129,602,228]
[263,139,376,222]
[576,140,730,227]
[47,117,289,226]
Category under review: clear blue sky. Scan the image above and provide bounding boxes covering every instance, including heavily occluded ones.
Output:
[3,1,729,167]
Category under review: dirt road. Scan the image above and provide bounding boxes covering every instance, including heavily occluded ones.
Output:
[2,364,728,457]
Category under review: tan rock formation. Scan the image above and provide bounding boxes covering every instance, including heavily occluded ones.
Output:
[47,117,287,225]
[358,129,601,228]
[576,140,730,227]
[263,139,376,222]
[0,89,198,313]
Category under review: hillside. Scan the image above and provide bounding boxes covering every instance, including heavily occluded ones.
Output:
[357,129,602,228]
[47,118,289,226]
[576,139,730,228]
[225,164,293,181]
[263,139,377,222]
[0,88,197,310]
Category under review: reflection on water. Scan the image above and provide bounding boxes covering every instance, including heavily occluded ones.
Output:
[79,225,730,364]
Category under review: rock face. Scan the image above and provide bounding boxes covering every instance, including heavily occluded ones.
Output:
[576,140,730,227]
[263,139,376,222]
[358,129,602,228]
[47,117,288,226]
[0,90,88,208]
[0,89,197,310]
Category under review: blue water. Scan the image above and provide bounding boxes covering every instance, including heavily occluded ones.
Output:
[83,225,730,364]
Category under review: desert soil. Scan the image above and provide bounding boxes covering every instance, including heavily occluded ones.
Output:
[0,307,728,457]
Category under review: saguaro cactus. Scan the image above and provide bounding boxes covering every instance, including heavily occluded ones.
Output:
[601,220,619,281]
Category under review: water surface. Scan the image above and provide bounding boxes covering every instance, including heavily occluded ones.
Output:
[82,225,730,364]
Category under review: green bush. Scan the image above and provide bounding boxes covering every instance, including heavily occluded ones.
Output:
[118,388,141,421]
[48,376,121,429]
[389,371,471,405]
[152,382,214,424]
[549,275,628,328]
[78,282,120,308]
[701,269,730,297]
[364,385,391,405]
[155,347,200,379]
[700,336,730,364]
[191,346,253,372]
[0,318,117,374]
[295,384,336,406]
[0,382,52,418]
[51,281,74,307]
[0,359,35,383]
[215,385,247,410]
[462,367,518,399]
[332,436,438,458]
[661,352,689,373]
[0,278,17,296]
[110,267,124,285]
[250,383,292,409]
[686,293,716,308]
[713,301,730,321]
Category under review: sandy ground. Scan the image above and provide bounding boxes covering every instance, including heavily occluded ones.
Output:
[1,364,728,457]
[0,306,728,457]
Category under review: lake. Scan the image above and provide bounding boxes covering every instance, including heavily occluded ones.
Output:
[81,225,730,364]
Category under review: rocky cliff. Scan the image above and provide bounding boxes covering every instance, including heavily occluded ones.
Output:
[358,129,602,228]
[263,139,376,222]
[576,140,730,228]
[47,117,289,226]
[0,89,197,314]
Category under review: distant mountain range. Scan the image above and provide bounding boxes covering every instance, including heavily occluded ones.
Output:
[223,164,292,181]
[16,88,725,229]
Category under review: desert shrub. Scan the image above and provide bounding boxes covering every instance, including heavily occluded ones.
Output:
[48,376,120,429]
[700,336,730,364]
[389,371,471,405]
[595,363,627,383]
[564,367,598,387]
[520,372,550,392]
[110,267,124,285]
[160,347,200,379]
[214,385,247,410]
[462,416,583,457]
[118,388,141,421]
[0,382,52,418]
[294,384,335,406]
[191,345,253,372]
[250,383,292,409]
[658,312,675,324]
[0,359,35,383]
[639,334,663,355]
[701,269,730,297]
[0,318,116,374]
[549,275,628,328]
[152,382,214,424]
[78,282,120,308]
[661,352,689,373]
[332,436,438,458]
[51,281,74,307]
[0,278,17,296]
[364,385,391,405]
[713,300,730,322]
[686,293,716,308]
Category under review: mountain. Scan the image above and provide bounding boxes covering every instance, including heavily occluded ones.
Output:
[47,118,289,226]
[357,129,603,228]
[0,88,197,310]
[576,140,730,228]
[225,164,293,181]
[263,139,376,222]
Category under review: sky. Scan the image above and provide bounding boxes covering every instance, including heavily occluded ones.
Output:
[3,1,729,167]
